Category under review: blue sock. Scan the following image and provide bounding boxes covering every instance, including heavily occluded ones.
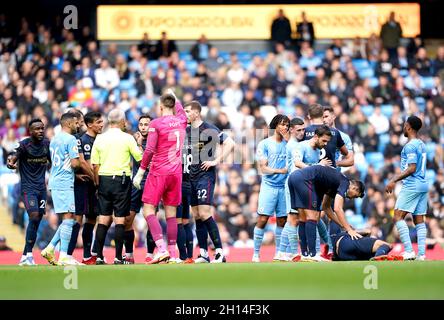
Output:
[23,215,42,255]
[416,223,427,256]
[279,222,289,253]
[253,227,265,256]
[50,224,62,247]
[195,219,208,252]
[299,222,307,256]
[184,223,194,259]
[275,225,283,255]
[177,223,187,260]
[60,219,75,254]
[203,217,222,249]
[306,220,317,257]
[67,222,80,255]
[316,228,321,255]
[396,220,413,253]
[318,219,333,252]
[375,244,391,257]
[287,225,299,255]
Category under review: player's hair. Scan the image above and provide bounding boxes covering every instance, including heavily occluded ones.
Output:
[28,118,43,128]
[184,101,202,113]
[160,93,176,109]
[138,114,152,123]
[60,112,77,127]
[269,114,290,129]
[351,180,365,198]
[290,117,304,128]
[315,125,332,137]
[108,109,126,124]
[84,111,102,125]
[308,104,324,119]
[406,115,422,132]
[67,108,84,120]
[323,105,334,113]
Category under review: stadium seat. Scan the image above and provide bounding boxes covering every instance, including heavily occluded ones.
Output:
[219,51,230,61]
[399,69,409,77]
[128,88,138,98]
[422,77,434,90]
[355,161,369,180]
[148,60,159,72]
[358,68,374,79]
[361,105,374,118]
[378,133,390,153]
[365,152,385,171]
[237,52,252,61]
[119,79,133,90]
[415,96,426,112]
[425,142,436,161]
[277,96,287,107]
[381,104,393,118]
[369,77,379,88]
[426,169,436,187]
[352,59,369,71]
[179,52,193,61]
[186,60,198,75]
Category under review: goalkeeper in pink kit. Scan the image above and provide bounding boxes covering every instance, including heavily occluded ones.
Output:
[133,89,187,264]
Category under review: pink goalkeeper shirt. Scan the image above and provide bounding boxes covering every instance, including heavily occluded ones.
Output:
[140,101,187,175]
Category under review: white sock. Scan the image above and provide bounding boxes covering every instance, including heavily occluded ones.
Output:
[26,252,33,258]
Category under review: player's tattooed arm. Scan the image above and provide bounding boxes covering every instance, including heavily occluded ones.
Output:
[336,145,354,167]
[385,163,417,193]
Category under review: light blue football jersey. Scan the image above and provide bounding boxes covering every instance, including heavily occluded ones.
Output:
[256,137,287,187]
[399,139,429,192]
[48,131,79,190]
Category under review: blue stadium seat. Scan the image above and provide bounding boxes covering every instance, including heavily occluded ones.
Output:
[399,69,409,77]
[352,59,369,71]
[369,77,379,87]
[415,96,426,112]
[179,52,193,61]
[381,104,393,118]
[219,52,230,60]
[358,68,374,79]
[348,212,366,229]
[277,96,287,107]
[422,77,434,90]
[361,105,374,118]
[378,133,390,153]
[365,152,385,171]
[237,52,252,61]
[119,79,133,90]
[253,51,268,59]
[128,88,138,98]
[186,60,198,75]
[426,169,436,187]
[355,161,369,180]
[425,142,436,161]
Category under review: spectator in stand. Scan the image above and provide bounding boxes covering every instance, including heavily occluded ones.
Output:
[296,11,315,48]
[407,35,424,60]
[0,236,12,251]
[368,105,390,135]
[138,32,157,60]
[379,11,403,60]
[270,9,292,49]
[384,134,403,160]
[413,47,432,77]
[155,31,177,59]
[373,75,395,105]
[94,58,119,92]
[433,46,444,78]
[190,34,212,62]
[393,46,411,74]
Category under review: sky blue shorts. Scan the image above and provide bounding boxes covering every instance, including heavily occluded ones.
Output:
[51,188,76,214]
[257,182,287,218]
[395,189,428,215]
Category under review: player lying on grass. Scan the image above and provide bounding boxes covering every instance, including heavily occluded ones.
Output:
[331,229,401,261]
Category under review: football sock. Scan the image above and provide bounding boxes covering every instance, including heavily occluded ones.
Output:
[146,229,156,254]
[318,219,333,252]
[177,223,187,260]
[316,228,321,255]
[306,219,317,257]
[395,220,413,253]
[145,215,166,252]
[375,244,391,257]
[49,224,61,248]
[95,223,109,259]
[287,225,299,254]
[82,222,95,258]
[67,222,80,256]
[23,215,42,255]
[60,219,75,255]
[123,230,135,255]
[275,225,283,255]
[166,217,178,259]
[253,226,265,256]
[203,217,222,249]
[298,221,307,256]
[114,224,125,261]
[195,219,208,251]
[184,223,194,259]
[416,222,427,257]
[278,222,290,253]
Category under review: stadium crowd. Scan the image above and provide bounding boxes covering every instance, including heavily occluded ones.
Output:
[0,15,443,253]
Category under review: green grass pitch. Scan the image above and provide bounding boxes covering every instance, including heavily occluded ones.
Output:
[1,261,443,300]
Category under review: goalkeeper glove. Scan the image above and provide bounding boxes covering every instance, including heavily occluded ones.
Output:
[133,168,146,190]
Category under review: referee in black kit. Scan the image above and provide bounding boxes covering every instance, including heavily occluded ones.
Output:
[91,109,143,264]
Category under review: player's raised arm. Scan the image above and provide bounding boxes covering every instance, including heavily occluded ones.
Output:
[167,88,187,124]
